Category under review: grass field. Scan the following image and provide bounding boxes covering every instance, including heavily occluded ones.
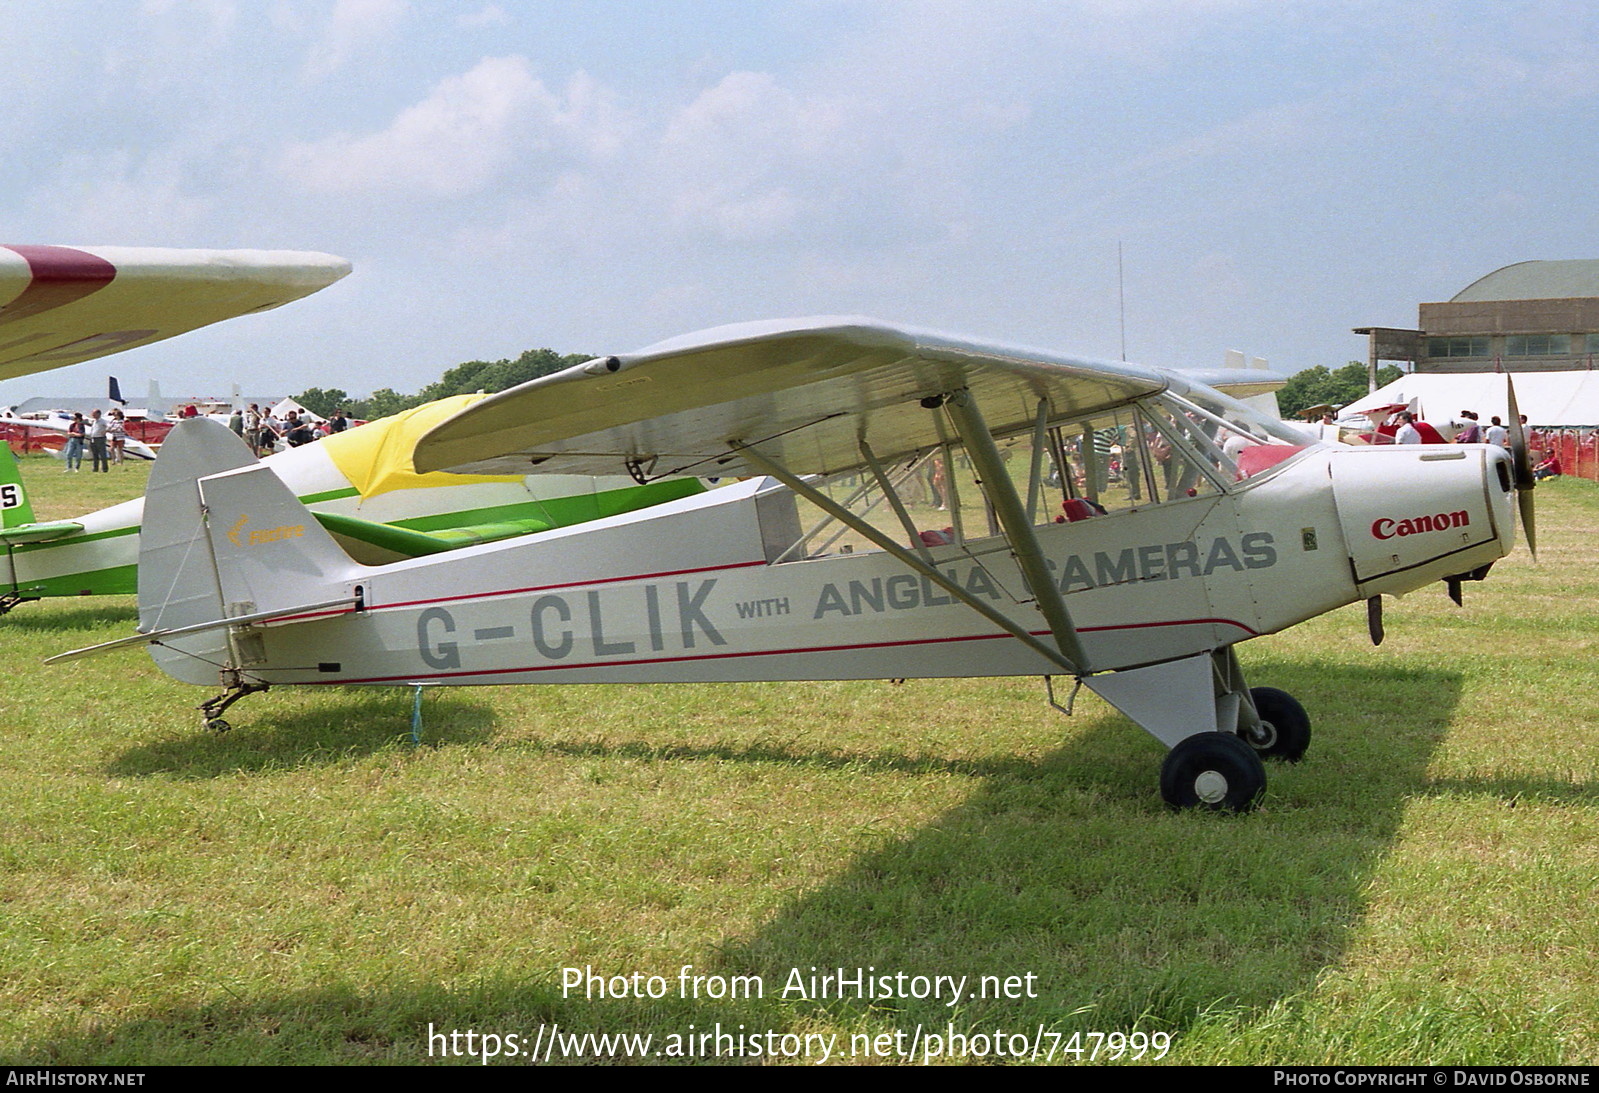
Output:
[2,455,1596,1065]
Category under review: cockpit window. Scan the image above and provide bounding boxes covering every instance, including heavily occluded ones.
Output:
[762,380,1320,562]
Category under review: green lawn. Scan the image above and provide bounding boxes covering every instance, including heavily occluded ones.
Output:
[2,457,1596,1065]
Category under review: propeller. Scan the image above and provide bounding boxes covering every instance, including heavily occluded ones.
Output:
[1505,376,1537,558]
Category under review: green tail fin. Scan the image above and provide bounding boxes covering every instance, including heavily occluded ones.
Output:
[0,442,37,527]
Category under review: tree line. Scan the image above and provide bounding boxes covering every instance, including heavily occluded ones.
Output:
[294,346,593,420]
[1274,361,1403,419]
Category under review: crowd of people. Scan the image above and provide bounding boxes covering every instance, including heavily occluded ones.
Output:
[61,403,352,470]
[60,408,131,472]
[1387,407,1563,479]
[220,404,351,457]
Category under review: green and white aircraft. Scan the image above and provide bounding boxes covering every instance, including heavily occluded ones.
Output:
[0,394,700,612]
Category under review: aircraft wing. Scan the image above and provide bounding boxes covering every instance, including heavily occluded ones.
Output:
[1180,367,1288,400]
[414,317,1170,479]
[0,245,351,382]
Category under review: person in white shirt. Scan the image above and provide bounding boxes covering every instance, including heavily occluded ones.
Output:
[87,409,110,472]
[107,409,127,465]
[1394,411,1423,445]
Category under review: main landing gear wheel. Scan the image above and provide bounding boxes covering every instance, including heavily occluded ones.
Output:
[1247,687,1310,762]
[1160,732,1266,812]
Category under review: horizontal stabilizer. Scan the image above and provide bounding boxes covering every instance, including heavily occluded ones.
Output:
[0,521,84,544]
[1179,367,1288,400]
[44,595,359,664]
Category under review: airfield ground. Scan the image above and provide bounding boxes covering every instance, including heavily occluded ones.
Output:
[2,456,1596,1065]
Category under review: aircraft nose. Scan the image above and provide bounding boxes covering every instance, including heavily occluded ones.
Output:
[1484,437,1536,558]
[1330,445,1518,599]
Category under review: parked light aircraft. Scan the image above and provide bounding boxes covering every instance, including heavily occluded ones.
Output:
[0,407,161,461]
[0,394,701,610]
[51,318,1535,811]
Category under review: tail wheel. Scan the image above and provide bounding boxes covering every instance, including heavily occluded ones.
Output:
[1247,687,1310,762]
[1160,732,1266,812]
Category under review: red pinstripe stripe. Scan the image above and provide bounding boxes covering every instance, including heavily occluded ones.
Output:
[314,616,1258,685]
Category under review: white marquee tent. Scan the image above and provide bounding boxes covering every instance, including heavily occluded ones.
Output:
[1343,370,1599,427]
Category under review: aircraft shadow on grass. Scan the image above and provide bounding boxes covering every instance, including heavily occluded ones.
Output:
[103,690,497,780]
[1,602,139,634]
[28,658,1475,1063]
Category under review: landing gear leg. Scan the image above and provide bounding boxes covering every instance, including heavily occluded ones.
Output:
[198,671,269,733]
[1081,647,1304,812]
[0,592,39,616]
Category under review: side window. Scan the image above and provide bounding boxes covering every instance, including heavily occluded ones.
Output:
[1033,405,1223,523]
[1145,408,1230,499]
[764,385,1318,564]
[1053,409,1163,517]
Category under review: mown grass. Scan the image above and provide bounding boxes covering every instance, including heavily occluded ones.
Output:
[1,456,1596,1065]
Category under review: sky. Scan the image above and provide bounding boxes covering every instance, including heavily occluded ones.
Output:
[2,0,1596,403]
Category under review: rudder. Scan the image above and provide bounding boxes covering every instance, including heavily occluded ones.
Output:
[138,418,365,685]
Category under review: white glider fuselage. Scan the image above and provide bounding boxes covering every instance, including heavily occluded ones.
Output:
[2,396,698,601]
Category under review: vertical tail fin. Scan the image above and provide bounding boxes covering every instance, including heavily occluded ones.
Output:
[138,418,365,685]
[138,419,258,643]
[0,442,37,527]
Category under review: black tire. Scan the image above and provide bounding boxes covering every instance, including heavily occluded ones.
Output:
[1160,732,1266,812]
[1247,687,1310,762]
[204,718,231,733]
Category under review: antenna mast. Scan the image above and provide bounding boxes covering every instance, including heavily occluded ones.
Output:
[1118,242,1127,362]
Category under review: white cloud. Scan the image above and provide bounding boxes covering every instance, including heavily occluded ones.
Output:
[281,56,565,196]
[458,4,511,29]
[26,148,216,243]
[654,71,857,242]
[304,0,409,79]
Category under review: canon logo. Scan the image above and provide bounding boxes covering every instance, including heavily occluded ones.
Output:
[1372,510,1469,540]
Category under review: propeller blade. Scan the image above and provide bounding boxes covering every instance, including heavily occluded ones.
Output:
[1519,486,1538,558]
[1506,377,1533,488]
[1367,595,1385,646]
[1505,376,1537,559]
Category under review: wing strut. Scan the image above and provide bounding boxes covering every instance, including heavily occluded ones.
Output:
[731,440,1084,677]
[941,388,1091,673]
[859,439,933,565]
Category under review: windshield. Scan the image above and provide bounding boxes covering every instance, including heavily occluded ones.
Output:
[1152,378,1322,484]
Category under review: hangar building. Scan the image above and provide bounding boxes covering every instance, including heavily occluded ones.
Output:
[1355,259,1599,376]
